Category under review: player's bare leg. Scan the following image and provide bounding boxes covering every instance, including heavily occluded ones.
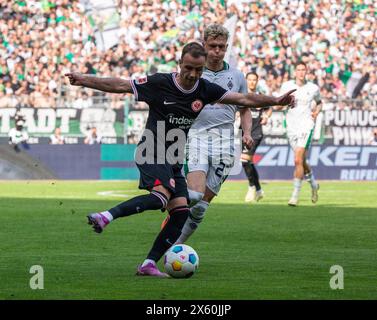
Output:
[186,170,207,205]
[303,158,319,203]
[289,147,306,206]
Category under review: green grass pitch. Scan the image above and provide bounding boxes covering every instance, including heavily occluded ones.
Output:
[1,180,376,300]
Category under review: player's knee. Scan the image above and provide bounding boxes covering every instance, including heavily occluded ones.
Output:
[150,190,169,210]
[294,156,304,167]
[188,189,204,207]
[241,154,253,164]
[242,160,252,168]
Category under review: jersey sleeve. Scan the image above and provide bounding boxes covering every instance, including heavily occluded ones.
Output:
[130,73,161,103]
[236,73,248,110]
[239,73,248,95]
[202,80,229,105]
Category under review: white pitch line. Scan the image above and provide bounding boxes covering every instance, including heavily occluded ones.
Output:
[97,190,132,198]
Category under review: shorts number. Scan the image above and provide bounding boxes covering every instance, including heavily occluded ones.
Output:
[215,161,226,178]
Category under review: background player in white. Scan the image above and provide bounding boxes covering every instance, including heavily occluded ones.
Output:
[276,61,321,206]
[175,24,253,244]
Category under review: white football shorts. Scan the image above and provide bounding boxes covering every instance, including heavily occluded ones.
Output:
[287,128,314,150]
[185,133,235,195]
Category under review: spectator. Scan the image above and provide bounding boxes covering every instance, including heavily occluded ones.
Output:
[0,0,375,111]
[84,126,102,145]
[49,127,65,145]
[368,128,377,146]
[8,120,29,152]
[72,91,93,109]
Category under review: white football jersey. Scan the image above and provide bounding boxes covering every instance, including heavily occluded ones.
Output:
[190,61,247,136]
[280,80,321,131]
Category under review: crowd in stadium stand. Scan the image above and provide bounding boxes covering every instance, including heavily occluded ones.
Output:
[0,0,376,110]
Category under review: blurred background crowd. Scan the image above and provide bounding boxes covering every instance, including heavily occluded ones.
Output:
[0,0,376,111]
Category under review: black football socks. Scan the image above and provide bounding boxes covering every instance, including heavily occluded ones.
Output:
[109,190,168,219]
[146,206,189,262]
[242,161,261,191]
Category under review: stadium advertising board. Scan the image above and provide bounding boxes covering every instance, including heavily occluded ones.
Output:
[2,144,374,180]
[259,110,376,146]
[323,109,377,145]
[0,107,124,144]
[230,145,377,181]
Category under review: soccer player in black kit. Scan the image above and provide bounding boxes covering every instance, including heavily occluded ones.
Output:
[66,42,295,277]
[241,72,272,203]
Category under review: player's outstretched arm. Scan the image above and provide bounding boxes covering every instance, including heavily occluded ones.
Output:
[272,105,286,111]
[65,72,133,94]
[221,90,296,109]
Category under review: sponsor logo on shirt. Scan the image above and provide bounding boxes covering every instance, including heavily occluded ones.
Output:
[167,114,195,129]
[164,101,176,105]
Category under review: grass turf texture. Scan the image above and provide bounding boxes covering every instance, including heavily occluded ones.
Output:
[1,180,376,300]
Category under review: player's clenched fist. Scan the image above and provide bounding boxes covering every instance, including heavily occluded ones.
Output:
[65,72,84,86]
[242,133,254,150]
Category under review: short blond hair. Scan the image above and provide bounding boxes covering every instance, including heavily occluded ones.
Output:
[203,24,229,41]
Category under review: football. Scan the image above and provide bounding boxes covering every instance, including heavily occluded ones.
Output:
[164,244,199,278]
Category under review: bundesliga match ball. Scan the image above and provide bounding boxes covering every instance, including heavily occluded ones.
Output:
[164,244,199,278]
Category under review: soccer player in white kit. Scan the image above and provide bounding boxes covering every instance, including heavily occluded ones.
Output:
[277,61,322,206]
[175,24,253,244]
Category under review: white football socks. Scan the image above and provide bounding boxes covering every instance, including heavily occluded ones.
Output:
[292,178,302,198]
[305,171,318,189]
[175,200,209,244]
[100,210,114,222]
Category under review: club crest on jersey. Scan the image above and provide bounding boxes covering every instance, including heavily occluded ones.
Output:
[169,178,176,188]
[135,77,147,85]
[227,79,234,90]
[191,99,203,112]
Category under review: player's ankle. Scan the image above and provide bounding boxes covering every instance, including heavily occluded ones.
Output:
[142,259,156,268]
[100,211,113,222]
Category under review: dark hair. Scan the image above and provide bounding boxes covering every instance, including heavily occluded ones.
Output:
[246,72,259,80]
[181,42,207,60]
[295,61,307,69]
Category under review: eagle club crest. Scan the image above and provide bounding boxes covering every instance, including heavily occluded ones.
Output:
[169,178,176,188]
[135,77,147,84]
[191,99,203,112]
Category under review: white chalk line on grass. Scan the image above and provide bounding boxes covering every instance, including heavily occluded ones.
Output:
[97,190,140,198]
